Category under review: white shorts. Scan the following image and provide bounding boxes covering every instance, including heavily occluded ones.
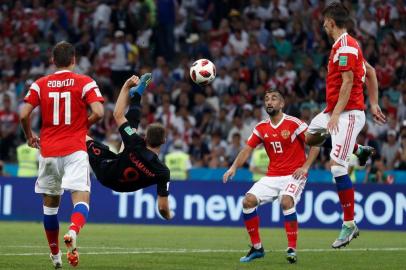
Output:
[35,151,91,195]
[308,110,365,168]
[246,175,307,206]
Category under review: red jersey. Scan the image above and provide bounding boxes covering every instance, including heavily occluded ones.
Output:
[325,33,366,113]
[246,114,308,176]
[24,70,104,157]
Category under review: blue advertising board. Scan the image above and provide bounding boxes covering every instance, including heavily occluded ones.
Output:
[0,177,405,230]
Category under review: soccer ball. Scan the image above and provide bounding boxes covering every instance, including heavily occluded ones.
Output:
[189,59,216,86]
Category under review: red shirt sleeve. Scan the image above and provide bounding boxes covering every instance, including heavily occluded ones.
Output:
[246,127,262,148]
[24,82,40,107]
[337,46,358,72]
[82,80,104,104]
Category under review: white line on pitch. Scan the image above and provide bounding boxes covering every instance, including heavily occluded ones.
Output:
[0,247,406,256]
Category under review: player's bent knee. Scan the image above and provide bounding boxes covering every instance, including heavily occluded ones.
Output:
[243,194,258,209]
[305,133,325,146]
[280,195,295,210]
[331,165,347,177]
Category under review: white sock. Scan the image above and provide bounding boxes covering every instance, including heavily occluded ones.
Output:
[343,220,355,228]
[253,243,262,249]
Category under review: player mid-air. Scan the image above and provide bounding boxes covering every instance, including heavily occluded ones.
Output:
[86,73,173,220]
[20,41,104,268]
[304,2,386,248]
[223,89,320,264]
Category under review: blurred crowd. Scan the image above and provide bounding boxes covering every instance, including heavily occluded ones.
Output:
[0,0,405,182]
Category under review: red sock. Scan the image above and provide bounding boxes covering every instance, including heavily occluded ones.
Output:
[353,144,359,154]
[69,212,86,234]
[45,230,59,255]
[244,215,261,246]
[338,188,355,221]
[284,221,298,249]
[69,203,89,234]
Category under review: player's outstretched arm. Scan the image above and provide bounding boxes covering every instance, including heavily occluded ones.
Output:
[113,75,140,127]
[157,195,173,220]
[292,146,320,180]
[365,61,386,125]
[20,103,39,148]
[223,145,254,183]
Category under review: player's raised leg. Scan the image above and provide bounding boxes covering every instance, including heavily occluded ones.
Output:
[126,73,152,128]
[330,111,364,248]
[239,193,265,263]
[280,195,298,264]
[43,195,62,269]
[64,191,89,267]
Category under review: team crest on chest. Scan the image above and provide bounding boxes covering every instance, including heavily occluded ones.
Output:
[281,130,290,139]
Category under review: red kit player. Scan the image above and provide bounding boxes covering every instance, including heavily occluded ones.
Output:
[223,89,320,264]
[304,2,386,249]
[20,41,104,268]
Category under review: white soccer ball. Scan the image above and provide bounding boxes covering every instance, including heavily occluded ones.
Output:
[189,59,216,86]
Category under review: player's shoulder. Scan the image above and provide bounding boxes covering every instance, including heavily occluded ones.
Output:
[71,73,96,84]
[254,119,270,128]
[284,114,304,126]
[334,33,360,49]
[254,119,271,132]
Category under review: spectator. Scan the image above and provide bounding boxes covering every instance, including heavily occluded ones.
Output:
[249,146,268,181]
[188,131,210,167]
[156,0,177,61]
[0,94,19,161]
[394,134,406,170]
[381,130,400,169]
[16,142,39,177]
[165,139,192,180]
[226,132,244,166]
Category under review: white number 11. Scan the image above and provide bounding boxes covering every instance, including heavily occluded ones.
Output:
[49,92,71,125]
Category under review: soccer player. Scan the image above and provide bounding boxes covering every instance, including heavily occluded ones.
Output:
[20,41,104,268]
[304,2,386,249]
[223,89,320,264]
[86,73,173,220]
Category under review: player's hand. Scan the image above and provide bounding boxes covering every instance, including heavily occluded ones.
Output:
[370,104,386,125]
[123,75,140,90]
[223,167,236,183]
[327,114,339,135]
[293,167,308,180]
[28,135,40,149]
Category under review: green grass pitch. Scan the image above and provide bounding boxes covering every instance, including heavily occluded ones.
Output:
[0,221,405,270]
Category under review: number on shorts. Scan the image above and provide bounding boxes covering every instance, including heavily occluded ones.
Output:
[333,144,342,158]
[285,183,297,194]
[270,141,283,153]
[49,92,71,125]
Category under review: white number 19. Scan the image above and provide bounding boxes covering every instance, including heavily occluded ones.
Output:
[49,92,71,125]
[270,141,283,153]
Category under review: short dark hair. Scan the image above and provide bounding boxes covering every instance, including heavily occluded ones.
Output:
[323,2,350,28]
[146,123,166,148]
[322,2,350,29]
[264,89,284,100]
[52,41,75,68]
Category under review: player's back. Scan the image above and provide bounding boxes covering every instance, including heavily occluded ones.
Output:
[326,33,366,112]
[27,70,102,157]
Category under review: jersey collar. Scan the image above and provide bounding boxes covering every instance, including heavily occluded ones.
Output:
[269,113,285,129]
[333,32,348,47]
[54,70,72,74]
